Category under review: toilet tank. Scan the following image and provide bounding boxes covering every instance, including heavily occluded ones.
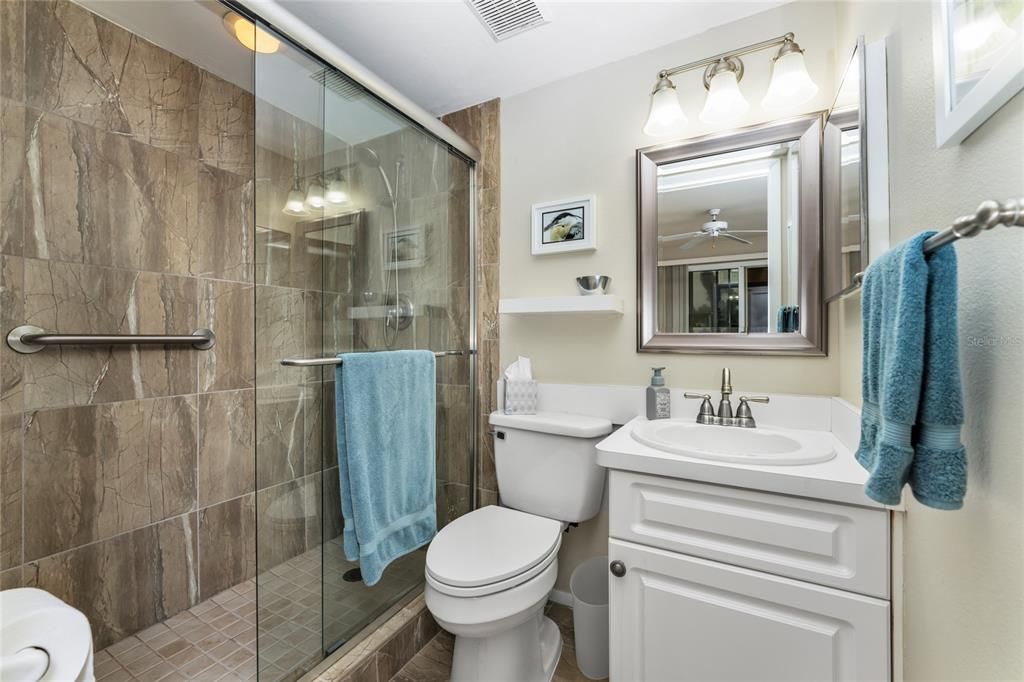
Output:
[489,411,613,523]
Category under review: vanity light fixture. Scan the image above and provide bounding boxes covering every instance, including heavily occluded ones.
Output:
[642,32,818,136]
[222,11,280,54]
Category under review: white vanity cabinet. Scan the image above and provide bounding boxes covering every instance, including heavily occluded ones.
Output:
[607,470,891,682]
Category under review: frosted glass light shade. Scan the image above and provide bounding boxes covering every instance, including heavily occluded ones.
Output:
[643,81,687,137]
[283,188,308,216]
[699,70,748,124]
[762,51,819,112]
[305,181,325,209]
[326,176,350,205]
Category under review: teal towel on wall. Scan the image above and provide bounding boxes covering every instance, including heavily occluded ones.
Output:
[856,232,967,509]
[335,350,437,585]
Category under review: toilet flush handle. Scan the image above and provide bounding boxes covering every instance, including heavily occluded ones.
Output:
[609,560,627,577]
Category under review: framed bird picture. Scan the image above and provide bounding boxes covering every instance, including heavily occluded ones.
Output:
[531,195,597,255]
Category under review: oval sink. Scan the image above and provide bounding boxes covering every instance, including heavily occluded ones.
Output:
[630,419,836,466]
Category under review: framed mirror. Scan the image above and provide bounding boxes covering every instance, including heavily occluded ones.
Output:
[637,113,825,355]
[933,0,1024,148]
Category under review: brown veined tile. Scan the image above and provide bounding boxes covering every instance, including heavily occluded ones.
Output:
[255,385,306,490]
[0,251,24,409]
[198,389,256,507]
[198,71,255,176]
[197,494,256,601]
[255,479,310,571]
[0,1,25,102]
[199,279,255,393]
[22,395,198,560]
[22,109,199,274]
[197,164,254,283]
[24,0,201,157]
[0,99,25,255]
[255,285,307,387]
[21,261,199,410]
[0,410,24,568]
[31,513,199,649]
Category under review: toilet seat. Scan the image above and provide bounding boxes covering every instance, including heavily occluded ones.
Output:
[426,506,562,598]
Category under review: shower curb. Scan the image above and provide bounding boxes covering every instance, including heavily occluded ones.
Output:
[302,591,439,682]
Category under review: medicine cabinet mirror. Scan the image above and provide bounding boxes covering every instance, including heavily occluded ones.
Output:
[824,36,891,300]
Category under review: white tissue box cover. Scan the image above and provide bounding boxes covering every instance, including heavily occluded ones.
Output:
[504,379,538,415]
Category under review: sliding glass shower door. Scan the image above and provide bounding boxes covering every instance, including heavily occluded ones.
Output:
[252,20,474,681]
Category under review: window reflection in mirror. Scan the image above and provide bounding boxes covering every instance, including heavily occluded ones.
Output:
[654,142,801,334]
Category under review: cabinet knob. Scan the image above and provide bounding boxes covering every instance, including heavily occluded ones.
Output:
[609,560,627,578]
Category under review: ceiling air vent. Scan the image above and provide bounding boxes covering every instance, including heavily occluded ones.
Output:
[466,0,549,42]
[311,68,365,101]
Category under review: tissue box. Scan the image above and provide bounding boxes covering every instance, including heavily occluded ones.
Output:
[503,379,538,415]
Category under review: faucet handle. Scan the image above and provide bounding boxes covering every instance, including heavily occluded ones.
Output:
[684,393,716,423]
[739,395,770,403]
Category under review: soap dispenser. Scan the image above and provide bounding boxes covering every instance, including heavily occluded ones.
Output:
[646,367,671,420]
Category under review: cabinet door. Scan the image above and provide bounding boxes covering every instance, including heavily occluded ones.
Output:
[609,539,889,682]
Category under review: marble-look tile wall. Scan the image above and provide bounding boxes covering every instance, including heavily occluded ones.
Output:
[0,0,260,648]
[441,99,501,509]
[344,123,474,531]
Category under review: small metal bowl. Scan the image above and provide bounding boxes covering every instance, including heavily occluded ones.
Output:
[576,275,611,295]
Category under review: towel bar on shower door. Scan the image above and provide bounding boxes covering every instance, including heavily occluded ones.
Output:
[280,350,468,366]
[5,325,216,354]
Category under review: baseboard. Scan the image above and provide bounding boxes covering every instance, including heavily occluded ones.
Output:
[549,588,573,607]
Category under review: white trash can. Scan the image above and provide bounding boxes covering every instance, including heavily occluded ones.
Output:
[570,556,609,680]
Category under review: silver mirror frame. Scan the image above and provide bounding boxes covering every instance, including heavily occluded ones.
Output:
[636,112,827,356]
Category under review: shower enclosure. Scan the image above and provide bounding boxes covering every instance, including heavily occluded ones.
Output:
[0,1,476,680]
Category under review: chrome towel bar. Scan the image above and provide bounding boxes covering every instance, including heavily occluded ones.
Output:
[6,325,215,354]
[847,197,1023,296]
[281,350,468,367]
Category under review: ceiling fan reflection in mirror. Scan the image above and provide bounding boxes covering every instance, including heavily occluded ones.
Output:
[658,209,765,250]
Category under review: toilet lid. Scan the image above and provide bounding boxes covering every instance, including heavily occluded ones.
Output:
[426,506,562,588]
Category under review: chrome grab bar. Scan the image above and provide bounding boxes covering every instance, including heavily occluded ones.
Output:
[6,325,215,354]
[280,350,468,367]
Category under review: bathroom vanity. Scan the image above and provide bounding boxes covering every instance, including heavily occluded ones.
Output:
[597,412,892,681]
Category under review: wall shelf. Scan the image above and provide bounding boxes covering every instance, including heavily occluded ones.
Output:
[499,295,624,316]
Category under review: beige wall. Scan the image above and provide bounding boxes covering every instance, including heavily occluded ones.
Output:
[500,3,1023,677]
[500,2,843,396]
[834,3,1024,680]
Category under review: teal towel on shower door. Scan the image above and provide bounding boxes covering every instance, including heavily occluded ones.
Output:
[856,232,967,509]
[335,350,437,585]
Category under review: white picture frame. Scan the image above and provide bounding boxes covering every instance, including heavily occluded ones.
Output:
[933,0,1024,148]
[385,225,426,270]
[531,195,597,255]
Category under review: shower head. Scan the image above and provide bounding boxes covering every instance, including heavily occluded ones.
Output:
[357,146,382,168]
[357,146,396,204]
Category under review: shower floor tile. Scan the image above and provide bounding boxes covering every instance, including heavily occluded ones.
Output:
[96,580,258,681]
[97,537,426,682]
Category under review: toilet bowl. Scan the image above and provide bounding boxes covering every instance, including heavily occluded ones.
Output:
[424,411,613,682]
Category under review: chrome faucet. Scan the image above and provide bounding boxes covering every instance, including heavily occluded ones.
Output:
[683,368,770,428]
[718,368,733,420]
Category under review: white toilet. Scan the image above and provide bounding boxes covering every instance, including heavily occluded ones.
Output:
[424,411,612,682]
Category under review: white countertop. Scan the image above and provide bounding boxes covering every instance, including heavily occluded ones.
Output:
[597,416,886,509]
